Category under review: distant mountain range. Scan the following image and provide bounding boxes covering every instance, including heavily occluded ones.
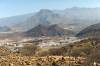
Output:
[76,23,100,38]
[0,7,100,33]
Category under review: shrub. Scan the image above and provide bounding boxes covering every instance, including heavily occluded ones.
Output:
[0,46,12,56]
[19,44,39,56]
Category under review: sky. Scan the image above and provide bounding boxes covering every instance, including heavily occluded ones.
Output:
[0,0,100,18]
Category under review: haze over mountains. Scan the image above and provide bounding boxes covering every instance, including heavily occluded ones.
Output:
[0,7,100,37]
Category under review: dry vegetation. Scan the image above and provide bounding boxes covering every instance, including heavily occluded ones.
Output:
[0,38,100,66]
[0,54,86,66]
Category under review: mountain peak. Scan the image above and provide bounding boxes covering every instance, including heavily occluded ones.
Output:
[39,9,52,12]
[25,24,74,37]
[38,9,53,15]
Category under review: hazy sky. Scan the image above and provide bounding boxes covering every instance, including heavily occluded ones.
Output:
[0,0,100,18]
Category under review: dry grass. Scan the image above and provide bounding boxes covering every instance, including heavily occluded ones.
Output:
[0,53,86,66]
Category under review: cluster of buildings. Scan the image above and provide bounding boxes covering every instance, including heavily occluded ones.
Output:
[37,36,82,48]
[0,36,82,51]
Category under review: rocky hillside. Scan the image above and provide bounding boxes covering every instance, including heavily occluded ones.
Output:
[25,24,74,37]
[76,23,100,38]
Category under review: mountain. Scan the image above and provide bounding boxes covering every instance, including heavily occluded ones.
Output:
[0,13,34,26]
[1,8,100,33]
[48,24,74,36]
[25,24,48,37]
[25,24,74,37]
[12,9,62,32]
[76,23,100,38]
[11,8,100,33]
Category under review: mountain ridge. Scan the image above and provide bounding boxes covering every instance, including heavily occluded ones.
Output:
[25,24,74,37]
[0,8,100,33]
